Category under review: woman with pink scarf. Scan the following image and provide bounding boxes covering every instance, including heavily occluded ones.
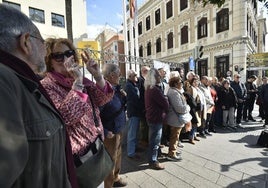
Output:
[41,38,114,187]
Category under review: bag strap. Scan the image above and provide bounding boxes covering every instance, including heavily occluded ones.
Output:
[88,94,99,127]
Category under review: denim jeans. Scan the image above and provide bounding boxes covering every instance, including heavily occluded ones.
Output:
[148,123,162,164]
[127,116,140,157]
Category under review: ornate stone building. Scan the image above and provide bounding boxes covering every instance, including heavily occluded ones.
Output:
[129,0,266,79]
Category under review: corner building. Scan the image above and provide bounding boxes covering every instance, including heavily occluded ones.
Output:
[133,0,266,80]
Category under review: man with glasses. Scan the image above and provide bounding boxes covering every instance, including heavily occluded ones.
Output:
[0,4,75,188]
[231,74,247,127]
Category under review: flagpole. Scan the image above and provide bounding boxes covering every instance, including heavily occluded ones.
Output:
[134,0,139,73]
[129,20,134,70]
[122,0,130,74]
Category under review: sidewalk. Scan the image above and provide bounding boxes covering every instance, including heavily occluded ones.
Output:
[120,106,268,188]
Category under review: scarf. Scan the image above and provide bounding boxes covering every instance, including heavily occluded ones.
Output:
[48,71,93,90]
[0,49,78,188]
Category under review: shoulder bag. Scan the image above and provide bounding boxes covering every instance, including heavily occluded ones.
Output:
[75,94,114,188]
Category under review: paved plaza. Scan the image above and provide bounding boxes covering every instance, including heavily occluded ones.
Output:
[120,106,268,188]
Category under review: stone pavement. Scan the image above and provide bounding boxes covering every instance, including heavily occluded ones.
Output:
[119,106,268,188]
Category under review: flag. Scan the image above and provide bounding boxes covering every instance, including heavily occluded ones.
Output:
[129,0,135,19]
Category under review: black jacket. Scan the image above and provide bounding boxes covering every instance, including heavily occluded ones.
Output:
[230,81,247,100]
[218,87,237,110]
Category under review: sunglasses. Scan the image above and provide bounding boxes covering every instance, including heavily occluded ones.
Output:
[51,50,75,62]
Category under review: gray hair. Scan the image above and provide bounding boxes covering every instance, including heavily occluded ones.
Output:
[144,68,158,90]
[102,63,120,78]
[186,71,195,80]
[0,4,37,52]
[126,69,137,78]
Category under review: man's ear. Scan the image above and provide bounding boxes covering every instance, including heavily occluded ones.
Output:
[18,33,32,55]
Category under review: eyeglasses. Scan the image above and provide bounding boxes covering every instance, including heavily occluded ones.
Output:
[29,34,45,44]
[51,50,75,62]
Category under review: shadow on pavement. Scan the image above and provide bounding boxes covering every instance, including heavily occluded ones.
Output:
[226,173,268,188]
[229,134,260,148]
[221,147,268,187]
[121,144,149,174]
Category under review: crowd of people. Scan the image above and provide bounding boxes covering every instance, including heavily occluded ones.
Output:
[1,4,268,188]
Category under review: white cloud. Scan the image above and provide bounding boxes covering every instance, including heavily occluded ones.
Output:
[87,24,124,39]
[87,24,105,39]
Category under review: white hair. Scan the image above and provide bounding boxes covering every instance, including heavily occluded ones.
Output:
[169,71,180,79]
[186,71,195,80]
[144,68,158,90]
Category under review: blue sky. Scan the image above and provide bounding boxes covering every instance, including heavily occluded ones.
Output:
[86,0,144,38]
[86,0,126,38]
[86,0,123,26]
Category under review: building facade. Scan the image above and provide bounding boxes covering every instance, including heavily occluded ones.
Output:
[1,0,87,46]
[130,0,267,80]
[102,32,126,77]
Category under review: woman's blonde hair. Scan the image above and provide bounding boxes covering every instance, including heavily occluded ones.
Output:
[44,38,79,72]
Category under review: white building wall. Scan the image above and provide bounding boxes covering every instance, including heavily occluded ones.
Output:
[1,0,87,46]
[72,0,87,45]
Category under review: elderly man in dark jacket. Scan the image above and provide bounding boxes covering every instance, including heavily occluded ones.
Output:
[101,63,127,187]
[230,74,247,127]
[0,4,75,188]
[125,69,143,160]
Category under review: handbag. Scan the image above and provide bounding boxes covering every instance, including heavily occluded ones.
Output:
[178,112,192,125]
[75,94,114,188]
[75,138,114,188]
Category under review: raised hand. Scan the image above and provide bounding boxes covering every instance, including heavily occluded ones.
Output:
[64,56,84,91]
[64,56,82,82]
[81,50,101,80]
